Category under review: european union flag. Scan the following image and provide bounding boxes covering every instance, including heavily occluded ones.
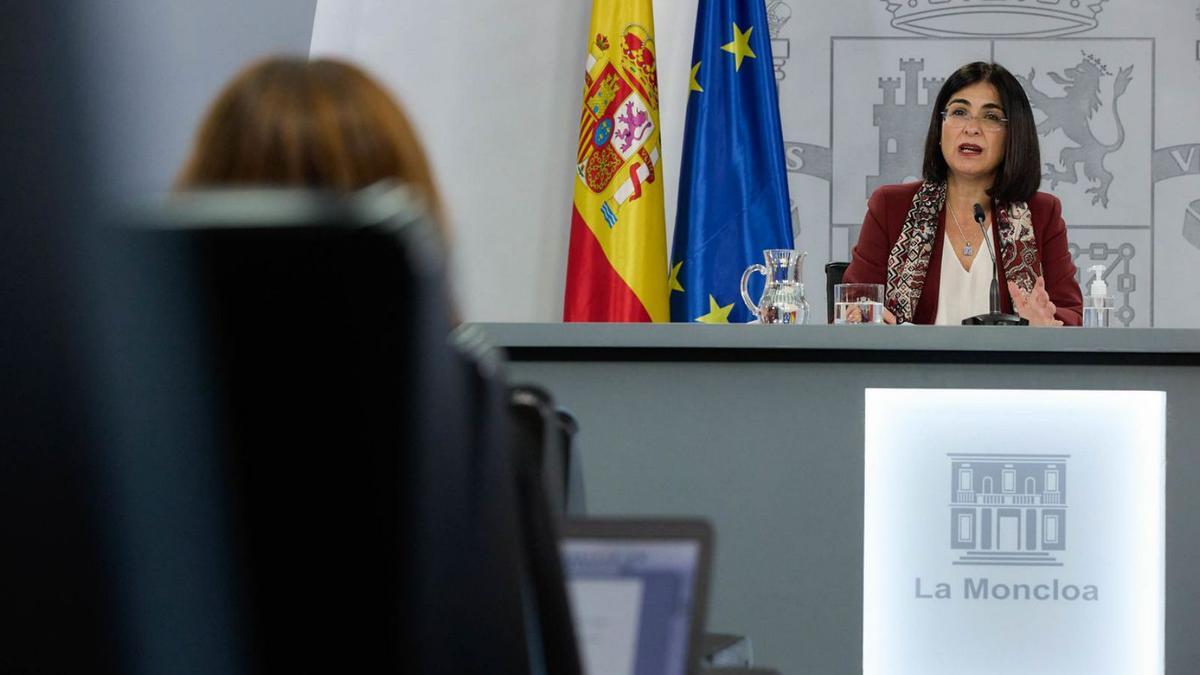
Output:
[669,0,793,324]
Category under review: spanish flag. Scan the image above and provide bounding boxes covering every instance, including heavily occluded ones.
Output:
[563,0,669,322]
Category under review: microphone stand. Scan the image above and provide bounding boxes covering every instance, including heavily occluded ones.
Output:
[962,202,1027,326]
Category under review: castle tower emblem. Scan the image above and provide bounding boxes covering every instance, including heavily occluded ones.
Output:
[867,58,942,196]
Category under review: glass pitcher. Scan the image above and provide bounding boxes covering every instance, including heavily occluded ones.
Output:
[740,249,809,324]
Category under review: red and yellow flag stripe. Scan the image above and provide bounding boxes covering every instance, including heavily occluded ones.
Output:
[563,0,668,322]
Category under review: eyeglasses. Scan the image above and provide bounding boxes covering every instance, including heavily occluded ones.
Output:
[941,107,1008,133]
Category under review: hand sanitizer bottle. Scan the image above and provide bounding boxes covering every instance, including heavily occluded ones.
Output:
[1082,264,1112,327]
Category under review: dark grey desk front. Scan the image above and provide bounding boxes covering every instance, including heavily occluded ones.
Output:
[469,324,1200,675]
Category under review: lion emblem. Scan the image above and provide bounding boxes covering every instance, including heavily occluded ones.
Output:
[1016,53,1133,208]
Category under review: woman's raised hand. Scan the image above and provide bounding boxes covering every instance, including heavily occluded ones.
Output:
[1008,276,1063,327]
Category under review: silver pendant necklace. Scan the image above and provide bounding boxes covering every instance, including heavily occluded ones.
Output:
[948,203,975,257]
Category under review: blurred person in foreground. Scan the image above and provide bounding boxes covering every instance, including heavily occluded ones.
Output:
[843,61,1082,326]
[176,56,447,243]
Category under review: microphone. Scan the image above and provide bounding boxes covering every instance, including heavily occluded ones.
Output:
[973,203,1000,314]
[961,202,1026,326]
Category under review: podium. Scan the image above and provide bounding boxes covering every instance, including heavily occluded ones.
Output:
[472,323,1200,675]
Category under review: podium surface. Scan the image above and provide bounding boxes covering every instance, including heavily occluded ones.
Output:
[470,323,1200,675]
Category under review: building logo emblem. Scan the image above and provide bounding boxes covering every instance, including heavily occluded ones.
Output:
[949,453,1068,567]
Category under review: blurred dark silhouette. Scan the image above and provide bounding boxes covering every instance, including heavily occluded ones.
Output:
[0,5,122,673]
[2,21,580,668]
[96,187,534,672]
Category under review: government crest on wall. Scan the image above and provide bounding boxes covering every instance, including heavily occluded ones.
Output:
[774,0,1200,327]
[832,0,1152,326]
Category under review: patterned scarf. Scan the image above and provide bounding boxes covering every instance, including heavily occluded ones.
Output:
[885,180,1041,324]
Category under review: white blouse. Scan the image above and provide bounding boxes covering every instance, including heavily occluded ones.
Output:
[934,229,995,326]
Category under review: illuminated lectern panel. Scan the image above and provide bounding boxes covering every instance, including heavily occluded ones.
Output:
[864,389,1165,675]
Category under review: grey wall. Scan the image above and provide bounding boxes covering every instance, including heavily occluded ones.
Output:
[78,1,319,201]
[308,1,598,323]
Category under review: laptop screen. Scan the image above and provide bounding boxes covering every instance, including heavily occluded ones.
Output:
[560,521,710,675]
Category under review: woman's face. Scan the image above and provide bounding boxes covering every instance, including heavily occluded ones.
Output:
[939,80,1007,183]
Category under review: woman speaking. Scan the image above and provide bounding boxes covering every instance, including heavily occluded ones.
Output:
[843,61,1083,326]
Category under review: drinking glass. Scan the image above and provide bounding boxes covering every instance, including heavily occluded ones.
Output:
[833,283,885,324]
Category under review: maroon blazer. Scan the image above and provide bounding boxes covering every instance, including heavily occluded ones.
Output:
[843,181,1083,325]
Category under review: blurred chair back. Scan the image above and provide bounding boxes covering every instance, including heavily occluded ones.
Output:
[509,386,584,675]
[98,186,530,673]
[511,385,569,515]
[557,408,587,515]
[824,261,849,324]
